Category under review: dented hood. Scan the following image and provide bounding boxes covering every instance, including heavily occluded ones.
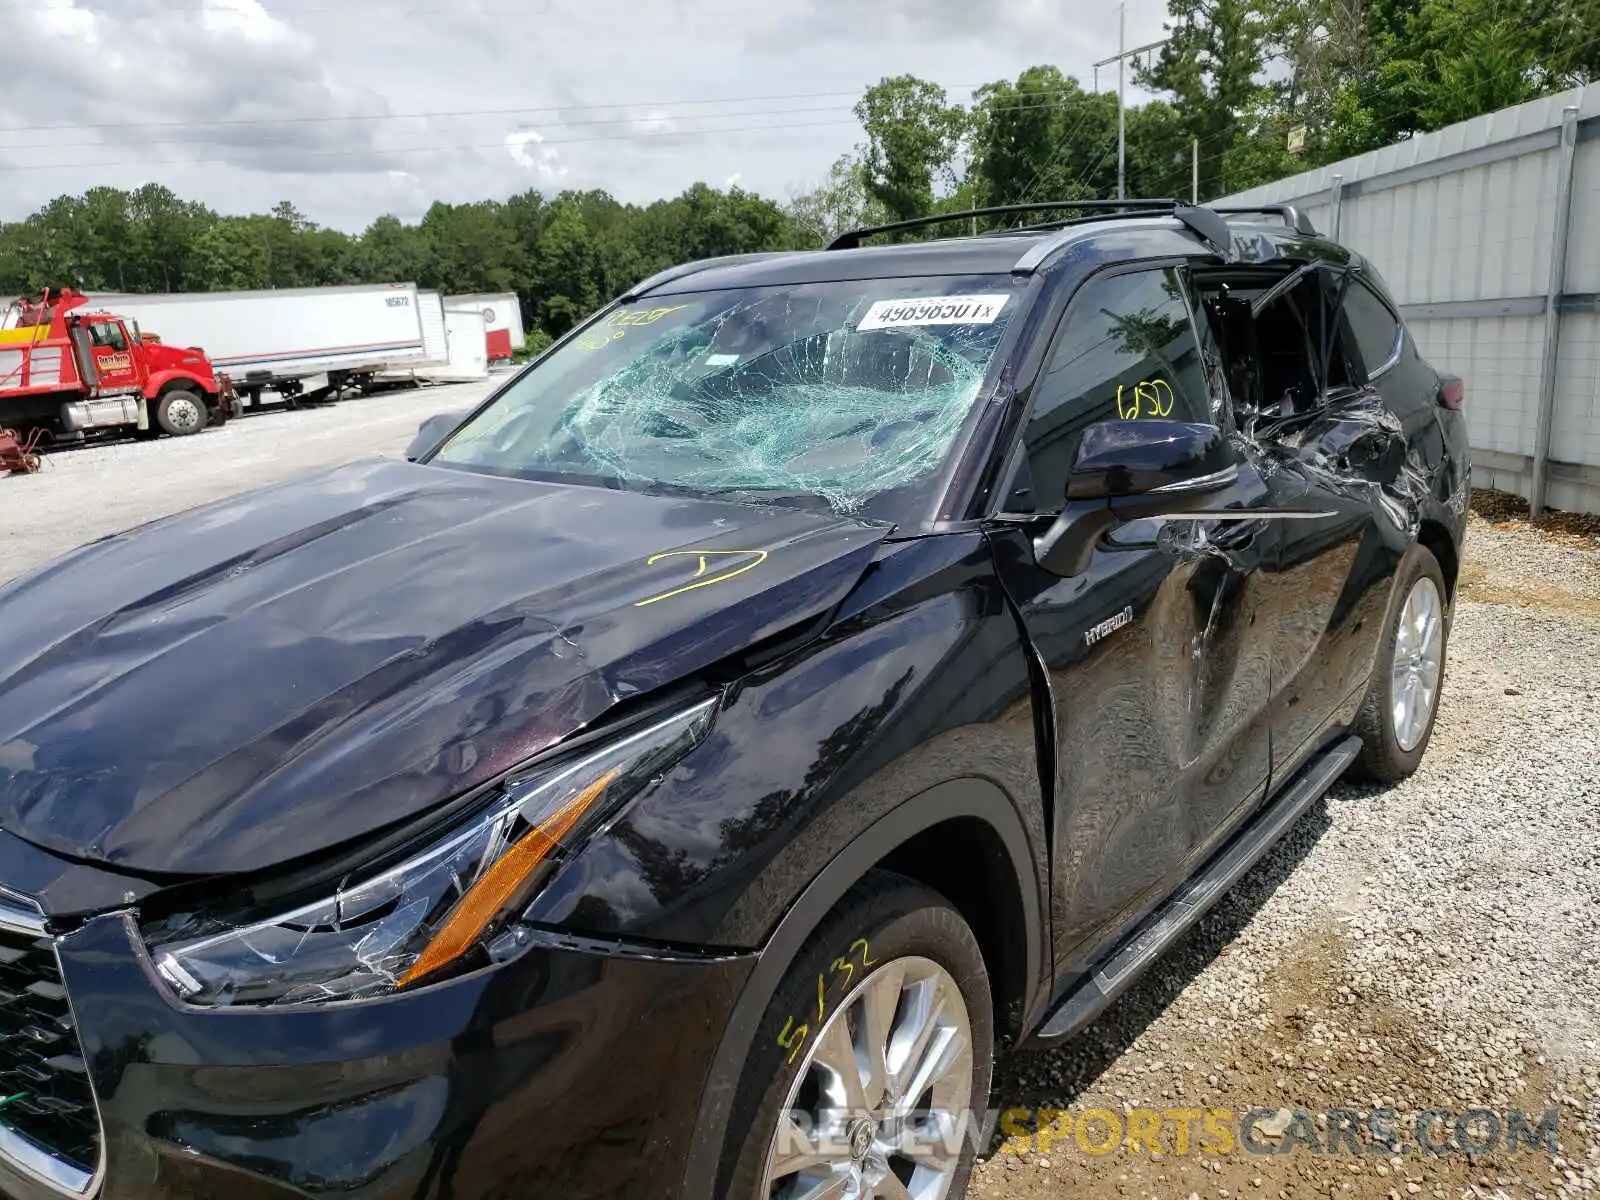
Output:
[0,459,889,876]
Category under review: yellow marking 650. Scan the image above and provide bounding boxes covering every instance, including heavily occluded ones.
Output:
[1116,378,1175,419]
[633,549,769,608]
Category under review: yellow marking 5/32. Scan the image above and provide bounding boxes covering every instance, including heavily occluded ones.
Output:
[1116,378,1175,420]
[633,549,769,608]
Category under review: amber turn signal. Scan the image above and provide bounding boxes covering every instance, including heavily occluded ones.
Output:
[396,767,621,988]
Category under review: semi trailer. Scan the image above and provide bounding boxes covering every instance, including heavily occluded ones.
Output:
[96,283,428,409]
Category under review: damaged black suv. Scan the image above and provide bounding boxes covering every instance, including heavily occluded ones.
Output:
[0,200,1467,1200]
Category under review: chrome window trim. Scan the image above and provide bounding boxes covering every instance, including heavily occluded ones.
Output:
[1365,326,1405,382]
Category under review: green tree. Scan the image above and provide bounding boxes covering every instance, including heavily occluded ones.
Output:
[1138,0,1277,198]
[126,183,214,292]
[854,75,966,224]
[531,200,602,335]
[192,218,272,290]
[355,214,437,286]
[420,200,528,294]
[969,68,1119,211]
[786,154,889,247]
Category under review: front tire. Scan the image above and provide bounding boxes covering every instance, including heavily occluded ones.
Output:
[1350,544,1450,782]
[722,872,994,1200]
[154,387,207,436]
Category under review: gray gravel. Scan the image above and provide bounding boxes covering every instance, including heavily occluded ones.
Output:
[0,381,496,584]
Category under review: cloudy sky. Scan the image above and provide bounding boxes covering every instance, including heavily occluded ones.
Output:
[0,0,1171,232]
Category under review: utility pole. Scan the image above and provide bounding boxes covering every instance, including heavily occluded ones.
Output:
[1117,1,1127,200]
[1093,20,1169,203]
[1192,136,1199,203]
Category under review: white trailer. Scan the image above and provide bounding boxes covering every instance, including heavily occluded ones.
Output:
[376,293,490,385]
[96,283,427,407]
[417,289,449,365]
[445,292,524,361]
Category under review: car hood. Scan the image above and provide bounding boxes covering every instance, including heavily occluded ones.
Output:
[0,459,890,877]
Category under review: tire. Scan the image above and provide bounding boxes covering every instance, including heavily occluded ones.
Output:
[154,388,208,437]
[206,401,228,429]
[1349,544,1450,783]
[721,872,994,1200]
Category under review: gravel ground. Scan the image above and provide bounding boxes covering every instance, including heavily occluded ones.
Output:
[5,407,1597,1199]
[0,380,496,583]
[974,504,1600,1199]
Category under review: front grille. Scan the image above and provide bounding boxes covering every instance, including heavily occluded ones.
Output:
[0,923,100,1182]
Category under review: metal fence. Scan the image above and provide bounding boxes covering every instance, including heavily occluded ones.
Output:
[1220,85,1600,516]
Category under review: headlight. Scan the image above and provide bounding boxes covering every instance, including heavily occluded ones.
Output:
[147,696,717,1007]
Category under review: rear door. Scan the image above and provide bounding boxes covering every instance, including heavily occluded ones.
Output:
[985,261,1276,971]
[1262,268,1414,780]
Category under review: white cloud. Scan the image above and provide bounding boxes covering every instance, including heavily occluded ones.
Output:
[504,129,567,180]
[0,0,1174,232]
[31,0,97,44]
[200,0,298,47]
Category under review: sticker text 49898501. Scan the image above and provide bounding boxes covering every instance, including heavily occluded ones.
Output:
[858,294,1009,331]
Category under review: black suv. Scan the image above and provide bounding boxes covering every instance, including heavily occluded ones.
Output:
[0,200,1467,1200]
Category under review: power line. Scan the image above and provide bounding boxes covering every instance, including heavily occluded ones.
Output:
[1012,96,1119,210]
[0,79,1117,140]
[0,85,980,138]
[0,90,1115,153]
[0,94,1126,173]
[1,103,860,152]
[0,117,866,174]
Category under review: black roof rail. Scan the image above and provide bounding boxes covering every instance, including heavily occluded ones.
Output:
[825,200,1183,251]
[1211,204,1318,235]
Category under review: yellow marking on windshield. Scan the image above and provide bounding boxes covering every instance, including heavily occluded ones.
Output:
[576,305,688,351]
[634,549,769,607]
[1116,378,1175,419]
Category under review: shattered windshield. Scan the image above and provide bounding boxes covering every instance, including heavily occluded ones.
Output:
[431,275,1024,516]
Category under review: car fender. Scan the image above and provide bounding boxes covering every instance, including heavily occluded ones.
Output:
[144,367,217,402]
[677,775,1041,1200]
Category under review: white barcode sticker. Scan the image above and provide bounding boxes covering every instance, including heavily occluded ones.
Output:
[857,294,1010,331]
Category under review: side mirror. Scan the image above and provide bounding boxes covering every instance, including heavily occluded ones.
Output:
[405,410,468,461]
[1034,419,1240,577]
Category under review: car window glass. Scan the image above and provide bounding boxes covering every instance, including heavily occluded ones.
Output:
[91,322,127,351]
[432,275,1024,520]
[1341,279,1403,378]
[1012,267,1213,512]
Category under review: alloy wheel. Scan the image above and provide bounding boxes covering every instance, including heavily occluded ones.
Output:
[1390,574,1445,752]
[761,955,975,1200]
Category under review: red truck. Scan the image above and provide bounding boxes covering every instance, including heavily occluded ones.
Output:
[0,288,225,443]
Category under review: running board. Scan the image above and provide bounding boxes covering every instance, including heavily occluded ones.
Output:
[1034,735,1361,1043]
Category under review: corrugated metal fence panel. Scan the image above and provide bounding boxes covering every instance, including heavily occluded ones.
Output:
[1552,313,1600,465]
[1406,315,1543,457]
[1565,127,1600,295]
[1217,85,1600,512]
